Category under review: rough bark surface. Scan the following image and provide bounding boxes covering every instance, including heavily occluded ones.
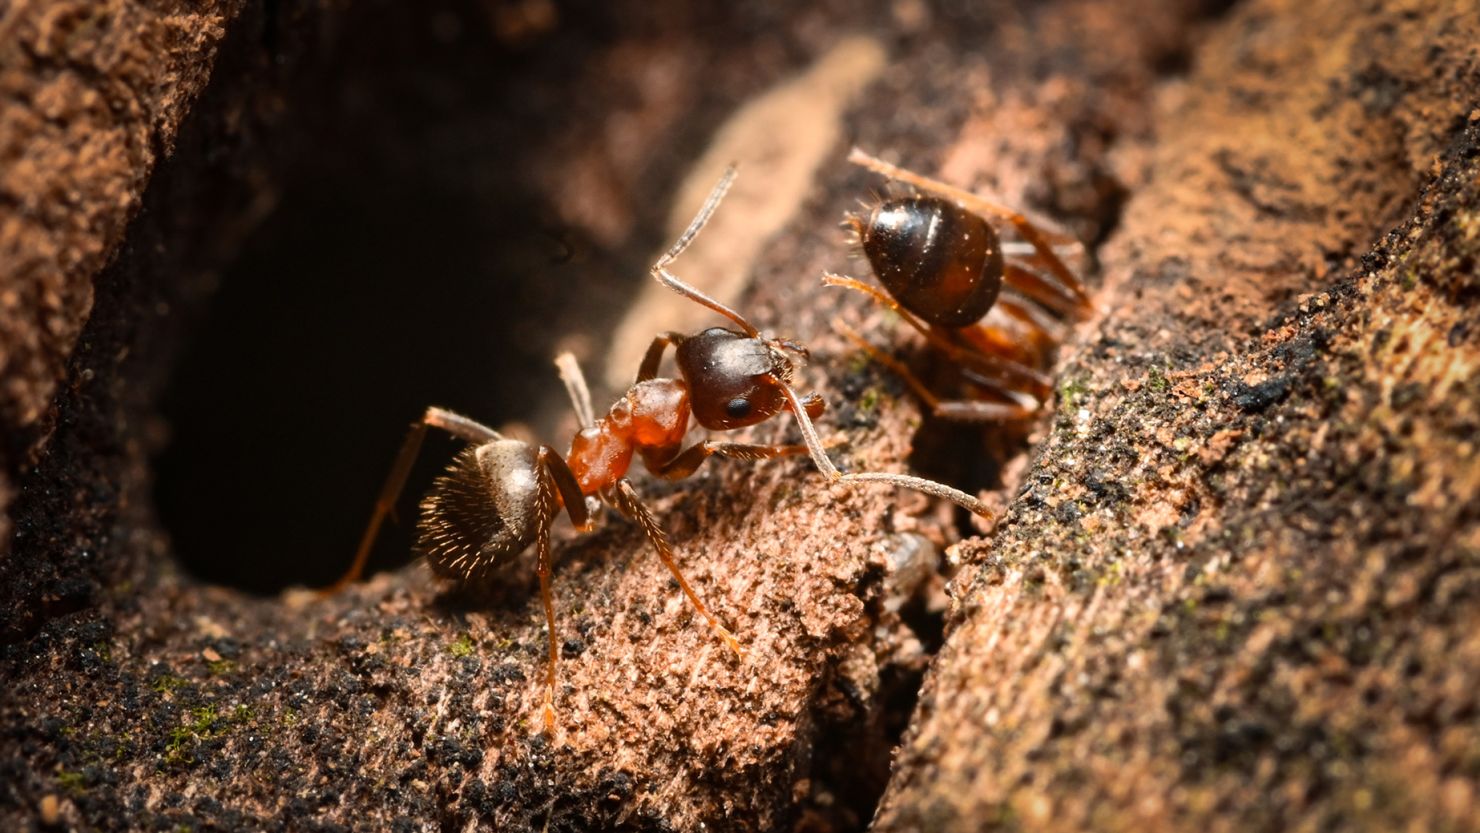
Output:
[1,1,1476,832]
[0,0,240,547]
[873,1,1480,830]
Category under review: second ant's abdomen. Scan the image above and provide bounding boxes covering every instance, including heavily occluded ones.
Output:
[419,441,541,581]
[863,196,1004,328]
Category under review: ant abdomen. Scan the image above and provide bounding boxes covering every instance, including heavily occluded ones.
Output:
[858,196,1005,328]
[419,441,543,581]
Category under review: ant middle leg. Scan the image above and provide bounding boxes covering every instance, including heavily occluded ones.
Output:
[322,407,503,594]
[609,479,743,657]
[1003,263,1088,317]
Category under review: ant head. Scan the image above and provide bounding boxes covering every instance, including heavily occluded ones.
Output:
[654,165,826,431]
[676,327,806,430]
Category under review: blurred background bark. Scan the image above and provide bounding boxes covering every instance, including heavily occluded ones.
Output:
[1,1,1476,831]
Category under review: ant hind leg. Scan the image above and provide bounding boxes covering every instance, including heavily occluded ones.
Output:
[322,407,502,595]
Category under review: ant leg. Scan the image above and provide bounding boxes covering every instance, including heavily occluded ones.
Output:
[834,318,1038,422]
[1003,263,1085,317]
[995,296,1067,346]
[824,273,1051,392]
[636,332,687,383]
[554,353,596,431]
[610,479,743,657]
[832,317,945,411]
[533,507,558,732]
[538,446,591,532]
[321,407,502,595]
[775,383,992,516]
[646,440,813,481]
[954,314,1056,373]
[847,147,1092,311]
[529,447,592,732]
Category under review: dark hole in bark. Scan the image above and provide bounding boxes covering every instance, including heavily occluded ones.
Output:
[153,0,658,594]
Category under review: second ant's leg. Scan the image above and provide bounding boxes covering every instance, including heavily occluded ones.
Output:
[834,318,1038,422]
[957,313,1054,372]
[995,296,1066,347]
[832,318,946,410]
[847,148,1092,311]
[321,407,502,595]
[825,273,1052,392]
[611,479,743,657]
[1003,263,1086,316]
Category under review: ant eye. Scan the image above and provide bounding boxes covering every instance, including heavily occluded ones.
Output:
[725,398,752,419]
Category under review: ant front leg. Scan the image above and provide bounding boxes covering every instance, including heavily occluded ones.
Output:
[609,479,743,657]
[321,407,502,595]
[775,383,993,517]
[645,440,813,481]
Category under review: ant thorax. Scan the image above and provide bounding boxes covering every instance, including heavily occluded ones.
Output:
[566,379,689,493]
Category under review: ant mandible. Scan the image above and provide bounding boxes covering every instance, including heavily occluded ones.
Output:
[323,166,988,732]
[825,148,1094,421]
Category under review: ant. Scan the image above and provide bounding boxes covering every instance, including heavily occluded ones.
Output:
[825,148,1094,421]
[323,166,988,732]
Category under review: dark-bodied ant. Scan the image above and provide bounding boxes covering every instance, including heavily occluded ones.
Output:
[825,148,1094,421]
[323,166,988,731]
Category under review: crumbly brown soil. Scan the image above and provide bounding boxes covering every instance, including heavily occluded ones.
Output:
[2,1,1477,831]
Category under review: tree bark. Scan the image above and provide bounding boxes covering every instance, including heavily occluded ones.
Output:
[2,1,1477,832]
[873,2,1480,830]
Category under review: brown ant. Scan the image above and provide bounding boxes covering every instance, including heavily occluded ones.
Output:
[825,148,1094,421]
[323,166,988,731]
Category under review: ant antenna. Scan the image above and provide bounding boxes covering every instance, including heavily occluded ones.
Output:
[651,165,761,338]
[777,381,991,517]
